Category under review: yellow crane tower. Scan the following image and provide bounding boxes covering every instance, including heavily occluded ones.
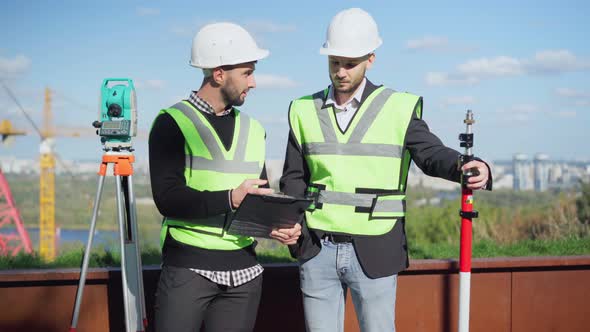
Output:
[39,87,56,260]
[38,87,91,260]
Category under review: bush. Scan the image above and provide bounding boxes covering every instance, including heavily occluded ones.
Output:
[576,180,590,225]
[406,187,590,247]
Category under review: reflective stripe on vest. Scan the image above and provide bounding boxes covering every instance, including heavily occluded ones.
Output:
[289,86,421,235]
[304,143,402,157]
[172,102,261,174]
[303,88,405,157]
[317,190,405,212]
[156,101,265,250]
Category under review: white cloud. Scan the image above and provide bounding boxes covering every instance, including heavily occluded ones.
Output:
[255,74,298,89]
[496,104,542,122]
[244,20,296,33]
[258,115,288,125]
[169,18,218,37]
[0,86,42,127]
[441,96,476,108]
[170,25,193,37]
[145,79,166,89]
[426,49,590,86]
[137,7,160,16]
[525,50,590,74]
[134,79,166,90]
[555,87,590,98]
[1,106,20,116]
[555,110,577,118]
[169,95,185,105]
[405,36,476,53]
[555,88,590,107]
[0,55,31,78]
[555,88,590,98]
[170,19,295,40]
[458,56,523,77]
[425,72,478,86]
[406,36,449,51]
[509,104,541,114]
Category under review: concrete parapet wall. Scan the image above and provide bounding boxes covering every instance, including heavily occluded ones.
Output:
[1,256,589,331]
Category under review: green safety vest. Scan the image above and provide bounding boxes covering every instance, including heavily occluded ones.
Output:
[289,86,422,236]
[156,101,265,250]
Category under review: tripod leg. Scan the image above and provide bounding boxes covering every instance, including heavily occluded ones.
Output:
[69,174,106,331]
[126,175,148,329]
[121,175,147,330]
[116,175,134,332]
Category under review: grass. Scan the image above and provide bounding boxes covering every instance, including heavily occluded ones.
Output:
[409,235,590,259]
[257,245,295,263]
[0,247,162,270]
[0,245,293,270]
[1,237,588,269]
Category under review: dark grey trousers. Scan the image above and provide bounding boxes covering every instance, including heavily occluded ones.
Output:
[154,265,262,332]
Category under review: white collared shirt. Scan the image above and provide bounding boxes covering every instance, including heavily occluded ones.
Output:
[188,91,231,116]
[325,78,367,131]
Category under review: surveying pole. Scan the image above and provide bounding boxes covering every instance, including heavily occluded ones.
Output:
[69,150,147,332]
[458,110,478,332]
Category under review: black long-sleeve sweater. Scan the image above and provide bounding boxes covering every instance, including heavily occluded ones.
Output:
[149,104,267,270]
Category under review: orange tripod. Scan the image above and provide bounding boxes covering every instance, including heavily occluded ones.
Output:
[69,152,147,332]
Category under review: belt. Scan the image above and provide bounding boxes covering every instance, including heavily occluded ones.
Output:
[322,233,353,243]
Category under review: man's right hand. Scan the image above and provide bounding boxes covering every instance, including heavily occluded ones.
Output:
[270,223,302,245]
[231,179,274,209]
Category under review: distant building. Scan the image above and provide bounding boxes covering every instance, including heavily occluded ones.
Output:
[534,153,550,192]
[548,164,563,184]
[513,154,532,191]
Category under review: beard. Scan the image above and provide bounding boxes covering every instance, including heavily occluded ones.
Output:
[333,82,356,94]
[220,81,245,107]
[330,65,367,95]
[331,75,365,95]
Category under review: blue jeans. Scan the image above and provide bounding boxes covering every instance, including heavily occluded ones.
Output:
[299,238,397,332]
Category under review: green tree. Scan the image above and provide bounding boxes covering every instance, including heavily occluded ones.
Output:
[576,179,590,224]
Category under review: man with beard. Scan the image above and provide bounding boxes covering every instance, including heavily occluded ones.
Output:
[149,22,301,332]
[279,8,492,332]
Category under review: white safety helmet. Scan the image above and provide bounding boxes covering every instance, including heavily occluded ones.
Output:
[190,22,269,69]
[320,8,382,58]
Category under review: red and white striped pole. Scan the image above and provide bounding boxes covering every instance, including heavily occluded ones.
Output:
[458,110,478,332]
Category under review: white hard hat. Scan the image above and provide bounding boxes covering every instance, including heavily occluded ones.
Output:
[320,8,382,58]
[190,22,269,69]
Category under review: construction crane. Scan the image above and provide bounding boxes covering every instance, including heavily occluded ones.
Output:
[0,120,33,256]
[0,120,25,142]
[38,88,96,260]
[2,83,60,260]
[2,83,146,261]
[25,87,97,260]
[39,87,56,260]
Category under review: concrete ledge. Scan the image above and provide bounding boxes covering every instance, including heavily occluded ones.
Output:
[1,256,589,331]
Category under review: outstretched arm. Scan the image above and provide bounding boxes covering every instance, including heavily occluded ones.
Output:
[406,107,492,190]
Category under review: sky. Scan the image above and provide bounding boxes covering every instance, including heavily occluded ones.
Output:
[1,0,589,165]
